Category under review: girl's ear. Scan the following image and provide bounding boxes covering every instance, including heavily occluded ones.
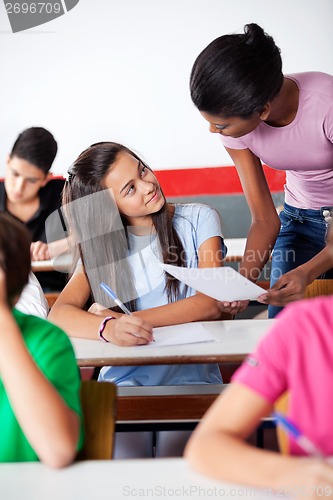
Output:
[259,103,271,121]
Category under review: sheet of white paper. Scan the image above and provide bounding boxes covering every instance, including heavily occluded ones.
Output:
[138,322,216,348]
[162,264,266,301]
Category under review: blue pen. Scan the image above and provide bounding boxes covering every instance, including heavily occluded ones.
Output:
[100,282,131,315]
[273,411,323,458]
[99,282,154,342]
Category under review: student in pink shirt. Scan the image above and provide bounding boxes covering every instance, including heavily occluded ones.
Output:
[185,223,333,497]
[190,23,333,318]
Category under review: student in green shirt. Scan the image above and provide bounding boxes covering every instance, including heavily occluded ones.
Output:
[0,212,82,466]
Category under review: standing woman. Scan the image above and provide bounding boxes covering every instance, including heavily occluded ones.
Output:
[190,23,333,317]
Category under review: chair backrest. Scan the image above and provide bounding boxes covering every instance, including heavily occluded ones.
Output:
[304,279,333,299]
[274,392,289,454]
[77,381,117,460]
[44,292,60,310]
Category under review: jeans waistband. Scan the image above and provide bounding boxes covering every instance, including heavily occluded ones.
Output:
[284,202,333,219]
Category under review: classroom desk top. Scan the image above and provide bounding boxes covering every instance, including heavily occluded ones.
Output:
[224,237,246,262]
[72,319,274,367]
[0,458,291,500]
[31,238,247,272]
[31,253,72,272]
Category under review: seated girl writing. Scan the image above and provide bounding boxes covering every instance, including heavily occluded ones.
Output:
[48,141,242,458]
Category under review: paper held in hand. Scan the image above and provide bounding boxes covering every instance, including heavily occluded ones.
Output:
[162,264,266,302]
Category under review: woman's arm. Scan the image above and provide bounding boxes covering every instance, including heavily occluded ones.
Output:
[227,147,333,305]
[48,268,153,345]
[0,271,79,468]
[225,147,281,282]
[185,383,333,495]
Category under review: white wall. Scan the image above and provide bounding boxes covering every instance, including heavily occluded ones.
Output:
[0,0,332,175]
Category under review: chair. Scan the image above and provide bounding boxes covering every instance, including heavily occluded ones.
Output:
[304,279,333,299]
[44,292,60,310]
[77,381,117,460]
[274,392,290,454]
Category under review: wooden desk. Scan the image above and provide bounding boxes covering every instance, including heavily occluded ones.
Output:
[72,319,274,367]
[31,253,72,273]
[0,458,292,500]
[115,384,225,430]
[224,237,246,262]
[73,319,274,429]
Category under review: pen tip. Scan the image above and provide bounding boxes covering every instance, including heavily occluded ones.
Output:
[99,282,116,300]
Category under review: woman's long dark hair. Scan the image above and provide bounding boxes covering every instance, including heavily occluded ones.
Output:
[63,142,186,310]
[190,23,284,118]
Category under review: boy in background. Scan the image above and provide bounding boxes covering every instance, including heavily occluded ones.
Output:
[0,127,67,291]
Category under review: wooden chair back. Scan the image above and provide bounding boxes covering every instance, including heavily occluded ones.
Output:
[304,279,333,299]
[274,392,290,454]
[44,292,60,310]
[77,381,117,460]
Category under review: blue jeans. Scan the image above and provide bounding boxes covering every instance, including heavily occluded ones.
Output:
[268,203,333,318]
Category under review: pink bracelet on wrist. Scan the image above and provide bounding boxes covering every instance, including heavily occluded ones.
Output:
[98,316,116,342]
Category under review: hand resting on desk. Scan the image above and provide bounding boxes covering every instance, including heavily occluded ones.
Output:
[30,241,50,261]
[30,238,70,262]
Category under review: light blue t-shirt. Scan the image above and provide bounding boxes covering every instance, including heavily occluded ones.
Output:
[99,204,226,386]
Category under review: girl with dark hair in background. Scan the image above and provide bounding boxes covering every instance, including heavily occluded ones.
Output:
[190,23,333,318]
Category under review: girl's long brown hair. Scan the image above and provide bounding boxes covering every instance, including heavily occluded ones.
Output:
[63,142,186,310]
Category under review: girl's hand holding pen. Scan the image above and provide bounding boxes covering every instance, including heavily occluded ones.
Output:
[88,302,154,345]
[104,314,154,346]
[98,282,154,345]
[272,413,333,500]
[280,459,333,500]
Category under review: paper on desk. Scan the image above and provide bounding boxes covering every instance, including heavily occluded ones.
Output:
[162,264,266,301]
[139,322,216,348]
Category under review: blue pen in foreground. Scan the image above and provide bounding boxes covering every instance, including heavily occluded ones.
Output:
[273,411,324,458]
[100,282,131,315]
